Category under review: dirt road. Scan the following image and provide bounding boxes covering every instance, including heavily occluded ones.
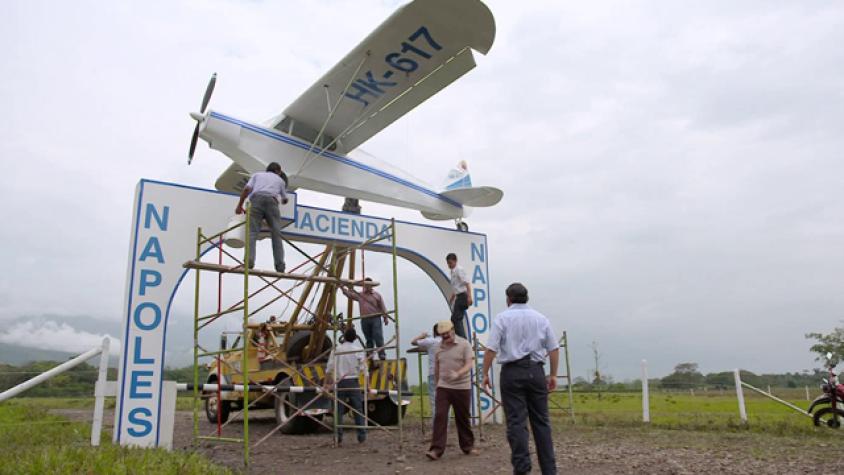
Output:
[58,409,844,474]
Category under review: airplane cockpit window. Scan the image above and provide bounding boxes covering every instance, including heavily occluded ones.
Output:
[274,116,294,135]
[274,117,336,151]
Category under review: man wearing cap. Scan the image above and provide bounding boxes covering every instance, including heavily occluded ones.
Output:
[481,283,559,475]
[235,162,289,273]
[341,278,389,361]
[426,320,477,460]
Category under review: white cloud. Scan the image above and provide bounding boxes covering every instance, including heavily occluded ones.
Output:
[2,0,844,379]
[0,321,121,355]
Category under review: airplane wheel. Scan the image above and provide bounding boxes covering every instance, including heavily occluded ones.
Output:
[456,222,469,232]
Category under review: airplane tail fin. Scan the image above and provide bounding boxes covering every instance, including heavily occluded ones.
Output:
[423,160,502,219]
[443,160,472,190]
[440,160,502,207]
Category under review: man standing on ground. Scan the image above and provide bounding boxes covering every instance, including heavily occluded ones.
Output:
[325,326,367,444]
[446,253,473,338]
[410,324,441,419]
[426,320,477,460]
[235,162,289,273]
[341,278,389,361]
[482,283,559,475]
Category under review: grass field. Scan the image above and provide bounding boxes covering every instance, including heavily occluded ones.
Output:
[404,387,832,437]
[0,400,233,475]
[15,387,826,438]
[550,389,829,436]
[3,387,836,473]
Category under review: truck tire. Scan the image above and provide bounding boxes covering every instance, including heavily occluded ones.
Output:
[285,331,333,363]
[274,391,320,434]
[204,379,231,424]
[367,399,407,426]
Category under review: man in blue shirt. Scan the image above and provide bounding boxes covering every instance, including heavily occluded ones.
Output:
[235,162,288,272]
[481,283,559,475]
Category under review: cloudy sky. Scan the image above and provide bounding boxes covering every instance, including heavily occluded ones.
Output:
[2,0,843,381]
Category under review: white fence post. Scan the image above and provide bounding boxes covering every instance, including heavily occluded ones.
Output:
[91,337,111,446]
[734,368,747,423]
[641,359,650,423]
[158,381,178,451]
[805,386,810,401]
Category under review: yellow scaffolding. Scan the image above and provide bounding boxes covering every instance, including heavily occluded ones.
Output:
[186,206,406,467]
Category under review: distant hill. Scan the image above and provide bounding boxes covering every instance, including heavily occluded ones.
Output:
[0,343,75,365]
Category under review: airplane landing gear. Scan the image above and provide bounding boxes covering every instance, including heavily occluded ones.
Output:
[455,220,469,232]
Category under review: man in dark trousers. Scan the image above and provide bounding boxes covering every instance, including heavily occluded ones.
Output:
[341,278,389,361]
[426,320,477,460]
[482,283,559,475]
[235,162,289,272]
[325,326,368,444]
[446,253,473,338]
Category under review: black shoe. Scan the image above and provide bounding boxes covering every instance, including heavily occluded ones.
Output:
[276,265,286,273]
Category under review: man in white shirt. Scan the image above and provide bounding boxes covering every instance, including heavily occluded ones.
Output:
[235,162,289,273]
[481,283,559,475]
[325,326,368,444]
[446,253,473,339]
[410,324,442,419]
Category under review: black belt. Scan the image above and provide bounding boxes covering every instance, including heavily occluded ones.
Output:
[502,355,542,367]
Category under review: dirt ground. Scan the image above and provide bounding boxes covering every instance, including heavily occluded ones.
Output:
[57,409,844,474]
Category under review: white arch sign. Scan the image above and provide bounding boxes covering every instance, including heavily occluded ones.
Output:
[115,179,494,447]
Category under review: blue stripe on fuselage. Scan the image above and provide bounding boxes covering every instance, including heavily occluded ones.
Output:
[208,112,462,209]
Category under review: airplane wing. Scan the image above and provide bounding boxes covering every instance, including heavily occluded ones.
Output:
[215,162,250,194]
[268,0,495,155]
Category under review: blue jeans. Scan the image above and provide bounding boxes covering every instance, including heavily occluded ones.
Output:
[427,373,437,419]
[247,194,285,272]
[360,317,386,360]
[336,378,365,442]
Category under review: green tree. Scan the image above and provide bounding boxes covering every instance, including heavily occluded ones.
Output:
[805,325,844,365]
[661,362,704,389]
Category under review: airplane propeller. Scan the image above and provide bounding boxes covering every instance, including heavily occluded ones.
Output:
[188,72,217,164]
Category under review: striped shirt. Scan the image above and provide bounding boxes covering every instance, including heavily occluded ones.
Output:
[342,288,387,319]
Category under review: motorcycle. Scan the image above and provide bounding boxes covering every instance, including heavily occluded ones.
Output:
[808,352,844,428]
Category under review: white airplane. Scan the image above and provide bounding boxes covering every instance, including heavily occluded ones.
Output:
[188,0,502,231]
